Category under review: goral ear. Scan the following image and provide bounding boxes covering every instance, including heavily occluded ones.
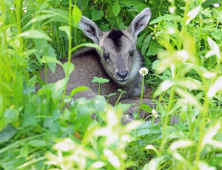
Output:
[128,8,152,40]
[79,16,103,44]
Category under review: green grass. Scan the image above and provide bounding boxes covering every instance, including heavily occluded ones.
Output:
[0,0,222,169]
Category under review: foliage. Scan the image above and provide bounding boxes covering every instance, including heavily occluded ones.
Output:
[1,0,222,169]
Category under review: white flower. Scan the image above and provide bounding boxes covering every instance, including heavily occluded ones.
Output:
[214,3,220,7]
[139,67,149,76]
[152,109,158,118]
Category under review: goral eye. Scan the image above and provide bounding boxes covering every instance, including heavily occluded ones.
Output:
[103,53,109,60]
[129,50,134,57]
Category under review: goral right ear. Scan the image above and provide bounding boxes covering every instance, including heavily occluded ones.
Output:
[128,8,152,41]
[79,16,103,44]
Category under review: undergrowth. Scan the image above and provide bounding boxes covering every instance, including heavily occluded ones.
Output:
[0,0,222,169]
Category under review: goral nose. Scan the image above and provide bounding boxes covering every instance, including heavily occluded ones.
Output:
[116,70,129,79]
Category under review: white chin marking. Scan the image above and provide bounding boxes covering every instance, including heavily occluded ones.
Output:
[118,80,127,84]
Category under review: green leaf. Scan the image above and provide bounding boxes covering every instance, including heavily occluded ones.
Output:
[22,83,36,94]
[34,39,47,57]
[28,139,47,147]
[206,37,220,59]
[39,78,68,99]
[59,26,70,39]
[149,14,182,25]
[175,87,202,109]
[42,45,58,73]
[0,124,17,143]
[121,1,148,11]
[169,139,195,151]
[139,104,152,113]
[106,93,117,98]
[117,89,126,93]
[2,109,17,125]
[17,30,51,41]
[146,42,163,56]
[71,43,102,53]
[133,3,148,11]
[69,86,90,99]
[92,77,109,83]
[117,103,131,112]
[208,77,222,98]
[186,6,201,24]
[198,161,216,170]
[135,121,161,137]
[141,34,152,55]
[91,10,104,21]
[51,78,68,99]
[63,62,74,77]
[145,145,160,157]
[40,56,62,66]
[44,117,60,133]
[137,32,147,47]
[202,121,221,149]
[202,0,218,8]
[22,105,37,128]
[142,156,165,170]
[52,110,61,121]
[27,75,37,87]
[72,5,82,25]
[22,49,38,61]
[112,0,121,16]
[22,14,58,30]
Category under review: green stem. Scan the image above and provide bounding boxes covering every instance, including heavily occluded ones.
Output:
[115,92,123,106]
[45,63,48,84]
[155,91,166,114]
[178,0,189,51]
[0,0,7,57]
[61,0,72,110]
[138,76,145,118]
[160,85,175,154]
[212,54,222,83]
[98,83,100,95]
[16,0,23,54]
[17,156,46,169]
[194,96,209,169]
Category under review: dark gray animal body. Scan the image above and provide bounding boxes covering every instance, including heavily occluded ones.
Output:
[38,8,154,123]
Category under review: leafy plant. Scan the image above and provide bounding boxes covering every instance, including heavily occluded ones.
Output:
[92,77,109,95]
[1,0,222,169]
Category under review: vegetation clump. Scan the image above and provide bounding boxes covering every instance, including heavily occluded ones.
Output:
[0,0,222,169]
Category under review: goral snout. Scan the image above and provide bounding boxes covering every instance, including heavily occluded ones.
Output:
[116,70,129,83]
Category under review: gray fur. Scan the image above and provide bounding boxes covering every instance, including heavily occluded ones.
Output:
[38,8,154,124]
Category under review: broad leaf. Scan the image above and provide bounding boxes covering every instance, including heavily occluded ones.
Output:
[22,14,58,30]
[40,56,62,66]
[18,30,51,41]
[69,86,90,99]
[92,77,109,83]
[59,26,70,39]
[42,45,58,73]
[0,124,17,143]
[146,42,163,56]
[112,0,121,16]
[63,62,74,77]
[91,10,104,21]
[72,5,82,25]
